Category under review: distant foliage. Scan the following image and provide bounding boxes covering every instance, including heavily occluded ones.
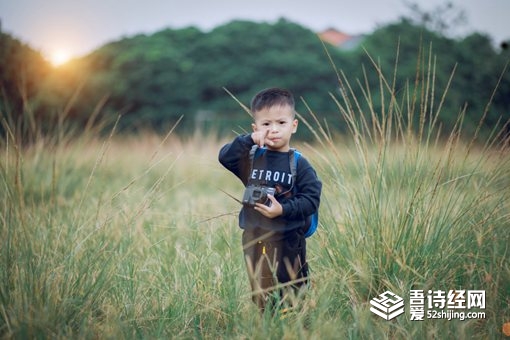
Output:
[0,31,52,139]
[1,18,509,140]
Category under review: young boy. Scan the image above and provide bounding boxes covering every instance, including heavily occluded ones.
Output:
[218,87,322,312]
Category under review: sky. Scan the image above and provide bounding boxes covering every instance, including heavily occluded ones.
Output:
[1,0,509,65]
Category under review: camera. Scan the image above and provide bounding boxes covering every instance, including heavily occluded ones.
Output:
[242,185,276,207]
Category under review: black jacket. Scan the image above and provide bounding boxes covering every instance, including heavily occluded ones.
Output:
[219,134,322,232]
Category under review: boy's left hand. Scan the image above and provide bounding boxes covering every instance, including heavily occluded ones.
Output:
[254,195,282,218]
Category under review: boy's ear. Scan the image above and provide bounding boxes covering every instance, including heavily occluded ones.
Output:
[251,123,257,132]
[292,119,298,133]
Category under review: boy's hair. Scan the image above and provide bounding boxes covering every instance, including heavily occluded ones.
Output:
[250,88,295,115]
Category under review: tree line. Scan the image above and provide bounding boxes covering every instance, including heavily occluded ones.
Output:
[1,16,509,142]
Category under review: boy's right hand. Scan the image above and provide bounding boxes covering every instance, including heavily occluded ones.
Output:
[251,129,273,147]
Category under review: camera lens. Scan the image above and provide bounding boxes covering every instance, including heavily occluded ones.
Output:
[252,188,267,203]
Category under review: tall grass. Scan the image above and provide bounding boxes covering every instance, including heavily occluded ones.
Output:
[1,46,509,338]
[297,44,510,338]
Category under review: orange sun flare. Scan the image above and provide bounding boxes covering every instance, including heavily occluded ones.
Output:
[49,49,71,66]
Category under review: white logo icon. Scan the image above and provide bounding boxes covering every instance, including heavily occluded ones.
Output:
[370,291,405,320]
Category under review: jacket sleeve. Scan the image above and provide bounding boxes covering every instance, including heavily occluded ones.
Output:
[218,134,254,185]
[280,156,322,221]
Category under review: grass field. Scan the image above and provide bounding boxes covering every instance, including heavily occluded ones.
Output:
[1,56,510,338]
[1,115,509,338]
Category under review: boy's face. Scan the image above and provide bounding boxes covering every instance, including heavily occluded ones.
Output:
[251,104,298,152]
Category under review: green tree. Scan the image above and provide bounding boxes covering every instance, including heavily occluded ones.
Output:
[3,16,508,142]
[349,19,509,139]
[0,31,51,139]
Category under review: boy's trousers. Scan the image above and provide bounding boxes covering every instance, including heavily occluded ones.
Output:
[242,227,309,311]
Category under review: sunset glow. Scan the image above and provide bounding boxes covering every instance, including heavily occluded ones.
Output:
[49,49,71,66]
